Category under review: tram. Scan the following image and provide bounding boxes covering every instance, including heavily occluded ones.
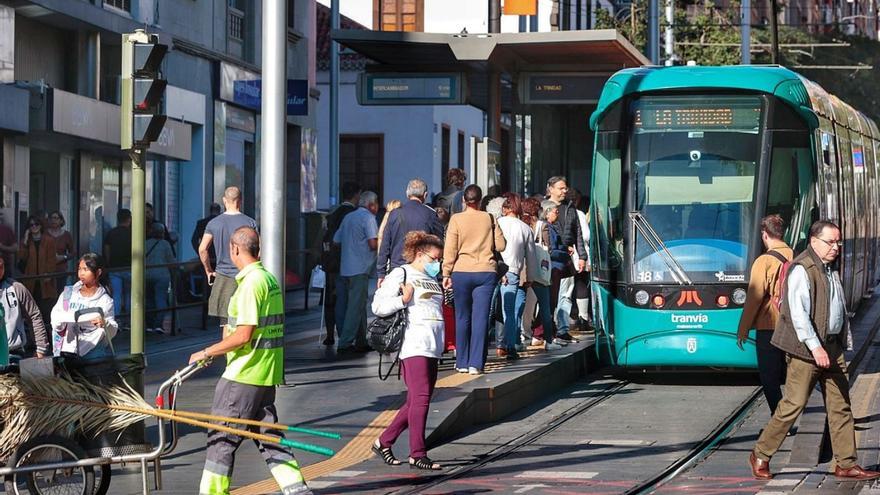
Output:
[588,65,880,368]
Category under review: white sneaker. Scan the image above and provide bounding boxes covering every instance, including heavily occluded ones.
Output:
[545,341,563,350]
[552,338,569,346]
[531,338,545,346]
[468,367,482,375]
[456,368,469,373]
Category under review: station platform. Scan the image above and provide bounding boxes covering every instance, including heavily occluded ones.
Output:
[102,293,597,494]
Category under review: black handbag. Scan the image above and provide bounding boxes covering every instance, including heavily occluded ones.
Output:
[367,267,408,380]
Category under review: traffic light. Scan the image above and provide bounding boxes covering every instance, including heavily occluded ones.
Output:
[121,31,168,150]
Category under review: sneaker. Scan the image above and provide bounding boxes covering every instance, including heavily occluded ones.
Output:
[145,328,158,334]
[557,333,579,343]
[530,338,545,347]
[154,327,169,335]
[552,338,569,346]
[456,368,469,373]
[468,367,482,375]
[545,341,563,350]
[505,351,520,361]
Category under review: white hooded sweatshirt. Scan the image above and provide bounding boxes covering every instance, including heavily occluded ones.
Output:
[50,282,118,357]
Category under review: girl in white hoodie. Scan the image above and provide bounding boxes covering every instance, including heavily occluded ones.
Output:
[371,231,445,471]
[50,253,118,358]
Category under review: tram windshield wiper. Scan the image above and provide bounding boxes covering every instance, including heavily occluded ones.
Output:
[629,211,693,285]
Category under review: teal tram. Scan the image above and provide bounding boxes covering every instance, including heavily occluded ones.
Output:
[588,65,880,369]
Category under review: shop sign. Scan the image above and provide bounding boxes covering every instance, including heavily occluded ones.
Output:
[220,62,309,115]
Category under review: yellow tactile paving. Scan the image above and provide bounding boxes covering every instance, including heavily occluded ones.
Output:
[231,333,588,494]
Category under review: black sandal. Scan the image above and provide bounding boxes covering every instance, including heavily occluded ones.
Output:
[409,456,442,470]
[372,440,401,466]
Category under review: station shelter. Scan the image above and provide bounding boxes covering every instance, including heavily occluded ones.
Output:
[332,29,648,197]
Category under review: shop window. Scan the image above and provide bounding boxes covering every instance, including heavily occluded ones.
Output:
[441,125,450,183]
[340,135,384,204]
[105,0,131,12]
[373,0,424,32]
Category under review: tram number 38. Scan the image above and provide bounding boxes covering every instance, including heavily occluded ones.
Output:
[637,271,664,282]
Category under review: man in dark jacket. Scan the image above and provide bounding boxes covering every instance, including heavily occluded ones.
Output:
[546,176,587,341]
[434,168,467,215]
[377,178,444,287]
[320,182,361,346]
[749,220,879,481]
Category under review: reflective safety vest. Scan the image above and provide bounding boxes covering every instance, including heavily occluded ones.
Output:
[222,261,285,386]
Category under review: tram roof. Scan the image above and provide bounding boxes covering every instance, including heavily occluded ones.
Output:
[589,65,821,130]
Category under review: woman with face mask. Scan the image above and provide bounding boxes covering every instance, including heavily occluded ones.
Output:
[370,231,446,471]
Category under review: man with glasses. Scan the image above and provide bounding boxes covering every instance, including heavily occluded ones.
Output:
[749,220,879,481]
[546,176,587,343]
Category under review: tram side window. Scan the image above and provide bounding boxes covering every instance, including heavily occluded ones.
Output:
[592,131,623,279]
[768,131,811,246]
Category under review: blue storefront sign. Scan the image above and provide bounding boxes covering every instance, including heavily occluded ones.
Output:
[230,79,309,116]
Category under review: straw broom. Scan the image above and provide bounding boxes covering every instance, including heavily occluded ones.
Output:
[0,372,337,462]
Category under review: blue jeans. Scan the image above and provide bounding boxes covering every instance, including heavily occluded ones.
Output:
[532,284,556,342]
[555,275,574,334]
[339,273,369,349]
[147,275,170,328]
[452,272,497,370]
[110,271,131,316]
[499,272,526,351]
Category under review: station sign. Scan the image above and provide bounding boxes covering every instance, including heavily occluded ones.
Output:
[357,73,466,105]
[519,72,608,105]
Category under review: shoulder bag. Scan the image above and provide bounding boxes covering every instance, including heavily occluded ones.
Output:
[367,267,408,380]
[529,221,553,286]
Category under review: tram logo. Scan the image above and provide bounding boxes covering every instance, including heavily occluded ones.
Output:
[671,313,709,324]
[686,338,698,353]
[715,271,745,282]
[676,290,703,307]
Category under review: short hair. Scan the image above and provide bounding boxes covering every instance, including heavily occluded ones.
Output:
[406,178,428,199]
[761,214,785,240]
[463,185,482,207]
[447,168,466,186]
[224,186,242,203]
[341,182,361,201]
[402,231,444,263]
[49,210,66,227]
[502,192,522,217]
[209,203,222,215]
[150,222,166,239]
[358,190,378,207]
[231,226,260,257]
[117,209,132,223]
[546,176,567,190]
[810,219,840,239]
[540,200,558,221]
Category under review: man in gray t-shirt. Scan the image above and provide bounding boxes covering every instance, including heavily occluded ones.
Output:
[198,187,258,326]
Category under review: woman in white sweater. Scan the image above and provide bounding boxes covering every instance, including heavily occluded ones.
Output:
[50,253,118,359]
[371,231,445,471]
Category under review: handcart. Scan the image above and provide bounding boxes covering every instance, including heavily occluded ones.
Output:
[0,354,207,495]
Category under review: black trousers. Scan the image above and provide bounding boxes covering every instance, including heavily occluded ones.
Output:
[756,330,786,414]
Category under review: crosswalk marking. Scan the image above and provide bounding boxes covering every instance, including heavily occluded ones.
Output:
[515,470,599,480]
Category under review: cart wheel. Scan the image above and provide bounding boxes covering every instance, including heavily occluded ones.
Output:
[7,435,95,495]
[92,465,111,495]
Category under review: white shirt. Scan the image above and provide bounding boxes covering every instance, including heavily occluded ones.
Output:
[572,209,591,265]
[786,263,846,351]
[371,265,445,360]
[497,216,535,276]
[50,282,118,356]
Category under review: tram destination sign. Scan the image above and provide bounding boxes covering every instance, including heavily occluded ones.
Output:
[519,73,608,104]
[634,97,762,131]
[358,73,466,105]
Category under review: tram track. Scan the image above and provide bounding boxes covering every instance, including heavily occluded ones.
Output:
[390,379,631,495]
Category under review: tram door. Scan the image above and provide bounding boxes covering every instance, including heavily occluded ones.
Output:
[835,125,857,308]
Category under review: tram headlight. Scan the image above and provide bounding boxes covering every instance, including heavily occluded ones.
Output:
[635,290,649,306]
[732,288,747,305]
[716,295,730,308]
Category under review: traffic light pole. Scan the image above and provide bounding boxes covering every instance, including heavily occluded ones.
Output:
[130,150,146,355]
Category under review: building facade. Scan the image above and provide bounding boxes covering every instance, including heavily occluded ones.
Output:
[0,0,319,280]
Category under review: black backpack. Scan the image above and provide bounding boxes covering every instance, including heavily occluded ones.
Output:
[321,203,356,273]
[367,267,408,380]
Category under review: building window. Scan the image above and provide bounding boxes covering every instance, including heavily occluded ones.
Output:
[340,135,384,203]
[458,131,466,168]
[228,3,245,41]
[373,0,424,32]
[288,0,296,29]
[441,125,451,183]
[104,0,131,12]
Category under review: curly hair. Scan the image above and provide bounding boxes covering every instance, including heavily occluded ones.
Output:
[521,197,541,226]
[402,231,444,263]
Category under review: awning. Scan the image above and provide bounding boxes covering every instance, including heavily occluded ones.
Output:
[331,29,649,110]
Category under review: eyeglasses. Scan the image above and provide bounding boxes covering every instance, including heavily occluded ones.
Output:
[421,252,441,263]
[816,237,843,249]
[28,222,39,228]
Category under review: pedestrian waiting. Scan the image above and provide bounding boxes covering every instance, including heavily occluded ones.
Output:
[146,222,177,335]
[320,182,361,346]
[442,185,506,375]
[520,197,559,349]
[371,231,445,471]
[0,256,49,362]
[496,193,532,359]
[19,214,59,324]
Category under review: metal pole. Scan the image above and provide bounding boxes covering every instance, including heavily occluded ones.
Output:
[770,0,780,63]
[741,0,751,64]
[130,150,145,355]
[329,0,340,205]
[489,0,501,33]
[665,0,674,65]
[648,0,660,64]
[261,0,287,287]
[488,0,501,143]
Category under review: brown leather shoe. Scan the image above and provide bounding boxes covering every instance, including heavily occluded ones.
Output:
[496,348,508,358]
[834,465,880,480]
[749,452,772,480]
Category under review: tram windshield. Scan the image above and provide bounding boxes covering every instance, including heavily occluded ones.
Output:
[630,95,763,284]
